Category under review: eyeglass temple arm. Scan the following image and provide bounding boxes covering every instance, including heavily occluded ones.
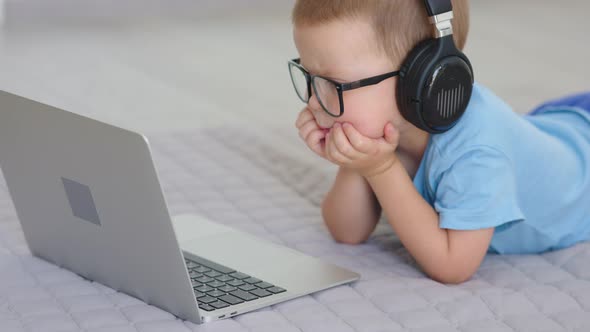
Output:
[340,71,400,91]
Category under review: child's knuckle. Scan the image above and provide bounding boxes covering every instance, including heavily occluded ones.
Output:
[354,139,364,150]
[340,144,351,155]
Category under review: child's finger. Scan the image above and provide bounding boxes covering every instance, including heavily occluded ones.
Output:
[342,122,371,154]
[310,141,325,158]
[384,122,400,145]
[295,108,313,129]
[306,130,326,156]
[332,123,360,160]
[325,130,351,164]
[327,142,350,164]
[299,119,320,142]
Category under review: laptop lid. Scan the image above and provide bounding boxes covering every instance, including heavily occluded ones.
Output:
[0,90,201,323]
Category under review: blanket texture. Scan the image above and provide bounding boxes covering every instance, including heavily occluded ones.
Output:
[1,129,589,332]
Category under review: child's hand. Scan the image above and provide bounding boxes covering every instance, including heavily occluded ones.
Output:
[295,107,328,159]
[325,122,400,178]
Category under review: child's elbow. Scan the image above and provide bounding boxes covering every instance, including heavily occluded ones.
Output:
[324,214,369,244]
[321,199,369,245]
[331,233,368,245]
[430,271,473,285]
[427,264,476,285]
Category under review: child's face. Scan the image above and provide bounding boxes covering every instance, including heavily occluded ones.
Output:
[293,18,403,139]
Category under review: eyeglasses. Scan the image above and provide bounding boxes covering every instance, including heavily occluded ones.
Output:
[288,58,400,117]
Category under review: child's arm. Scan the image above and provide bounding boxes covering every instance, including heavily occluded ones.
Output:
[366,160,494,284]
[323,122,494,284]
[322,152,416,244]
[294,109,382,244]
[322,166,381,244]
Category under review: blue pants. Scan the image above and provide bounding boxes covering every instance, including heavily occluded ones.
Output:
[530,91,590,115]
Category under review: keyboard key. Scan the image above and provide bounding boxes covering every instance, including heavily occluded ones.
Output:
[255,282,274,289]
[205,270,222,278]
[193,291,206,298]
[198,296,217,304]
[238,284,256,291]
[194,285,214,293]
[195,276,215,283]
[207,280,226,288]
[218,294,244,305]
[244,277,261,284]
[210,300,230,309]
[191,280,202,287]
[190,256,235,274]
[216,275,234,282]
[218,285,237,293]
[186,261,198,268]
[189,271,203,279]
[230,289,258,301]
[207,289,226,297]
[199,303,214,311]
[229,272,250,280]
[267,286,286,294]
[193,266,211,273]
[250,288,272,298]
[227,279,245,287]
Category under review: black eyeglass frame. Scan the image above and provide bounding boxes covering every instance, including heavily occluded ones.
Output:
[288,58,400,117]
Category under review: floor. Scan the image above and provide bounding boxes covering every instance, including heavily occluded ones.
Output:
[0,0,588,166]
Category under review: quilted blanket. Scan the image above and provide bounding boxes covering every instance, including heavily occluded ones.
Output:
[1,128,590,332]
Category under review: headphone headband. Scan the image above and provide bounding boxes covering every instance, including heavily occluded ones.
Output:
[424,0,454,38]
[423,0,452,16]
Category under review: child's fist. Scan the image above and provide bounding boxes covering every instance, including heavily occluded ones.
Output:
[324,122,400,178]
[295,107,328,158]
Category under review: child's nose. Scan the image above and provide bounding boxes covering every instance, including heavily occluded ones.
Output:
[308,93,322,111]
[307,92,335,127]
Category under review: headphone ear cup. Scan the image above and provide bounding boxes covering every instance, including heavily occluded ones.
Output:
[396,39,438,131]
[421,55,473,129]
[397,37,473,133]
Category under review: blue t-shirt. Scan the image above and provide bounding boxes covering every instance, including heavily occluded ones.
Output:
[412,82,590,254]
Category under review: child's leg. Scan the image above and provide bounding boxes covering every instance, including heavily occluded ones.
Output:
[529,92,590,115]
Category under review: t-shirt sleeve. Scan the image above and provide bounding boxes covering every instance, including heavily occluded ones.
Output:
[434,146,525,230]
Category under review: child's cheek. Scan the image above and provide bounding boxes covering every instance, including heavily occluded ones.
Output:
[346,120,384,139]
[360,125,385,139]
[342,96,389,139]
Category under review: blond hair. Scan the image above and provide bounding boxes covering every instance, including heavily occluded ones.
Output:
[292,0,469,67]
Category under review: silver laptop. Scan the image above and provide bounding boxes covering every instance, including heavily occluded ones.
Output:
[0,90,360,324]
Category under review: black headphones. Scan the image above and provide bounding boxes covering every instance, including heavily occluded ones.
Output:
[397,0,474,133]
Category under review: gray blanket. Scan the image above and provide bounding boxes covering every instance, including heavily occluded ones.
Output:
[1,129,589,332]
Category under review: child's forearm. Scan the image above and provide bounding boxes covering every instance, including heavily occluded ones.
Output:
[322,167,381,244]
[365,161,468,283]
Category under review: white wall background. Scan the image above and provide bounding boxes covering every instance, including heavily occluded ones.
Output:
[0,0,588,163]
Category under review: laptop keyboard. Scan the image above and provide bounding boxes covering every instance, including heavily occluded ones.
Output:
[184,256,287,312]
